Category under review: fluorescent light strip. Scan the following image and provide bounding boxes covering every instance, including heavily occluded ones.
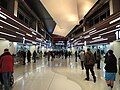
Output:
[90,38,108,43]
[116,25,120,28]
[0,26,3,28]
[16,32,25,36]
[25,39,33,42]
[32,32,37,35]
[36,38,41,41]
[0,13,7,19]
[0,20,19,30]
[0,11,43,38]
[90,28,107,35]
[109,17,120,24]
[99,28,120,36]
[89,30,97,34]
[84,35,90,39]
[26,33,32,37]
[0,11,30,30]
[92,36,101,40]
[0,32,16,37]
[83,28,95,35]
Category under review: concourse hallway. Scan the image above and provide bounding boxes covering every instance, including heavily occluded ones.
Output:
[9,57,120,90]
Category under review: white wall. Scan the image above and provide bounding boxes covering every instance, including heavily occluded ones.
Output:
[0,40,9,55]
[0,40,17,55]
[110,41,120,60]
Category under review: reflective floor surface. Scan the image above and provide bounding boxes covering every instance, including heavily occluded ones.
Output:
[7,57,120,90]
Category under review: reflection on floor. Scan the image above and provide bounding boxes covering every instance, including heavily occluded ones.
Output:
[9,57,120,90]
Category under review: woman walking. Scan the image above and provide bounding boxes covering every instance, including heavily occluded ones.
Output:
[104,50,117,89]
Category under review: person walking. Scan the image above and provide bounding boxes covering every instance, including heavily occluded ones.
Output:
[33,50,37,63]
[104,50,117,89]
[84,48,96,83]
[0,49,14,90]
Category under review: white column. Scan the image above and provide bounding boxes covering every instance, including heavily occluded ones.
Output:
[109,0,114,15]
[14,0,18,17]
[36,21,38,32]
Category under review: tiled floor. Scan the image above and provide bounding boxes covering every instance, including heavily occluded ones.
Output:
[9,57,120,90]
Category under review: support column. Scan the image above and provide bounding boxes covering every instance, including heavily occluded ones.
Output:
[36,21,38,32]
[14,0,18,17]
[109,0,113,15]
[109,0,120,15]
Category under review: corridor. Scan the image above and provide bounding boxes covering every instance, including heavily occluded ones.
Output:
[9,57,120,90]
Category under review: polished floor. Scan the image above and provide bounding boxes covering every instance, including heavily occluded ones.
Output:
[8,56,120,90]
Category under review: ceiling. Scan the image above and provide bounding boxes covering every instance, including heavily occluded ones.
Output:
[40,0,98,36]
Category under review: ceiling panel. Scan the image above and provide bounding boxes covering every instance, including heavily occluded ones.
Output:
[40,0,98,36]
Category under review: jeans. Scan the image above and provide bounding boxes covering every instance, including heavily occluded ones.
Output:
[2,72,12,90]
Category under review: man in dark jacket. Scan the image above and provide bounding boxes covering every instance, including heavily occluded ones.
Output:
[0,49,14,90]
[84,48,96,83]
[33,50,37,63]
[27,50,31,63]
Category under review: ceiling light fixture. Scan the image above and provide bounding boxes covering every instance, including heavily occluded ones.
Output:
[109,17,120,24]
[0,13,7,19]
[26,33,32,37]
[0,26,3,28]
[0,32,16,38]
[32,32,37,35]
[0,20,19,29]
[16,32,25,36]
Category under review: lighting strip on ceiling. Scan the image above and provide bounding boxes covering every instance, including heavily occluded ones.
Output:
[92,36,101,40]
[0,13,7,19]
[99,28,120,36]
[32,32,37,35]
[16,32,25,36]
[83,28,96,35]
[0,11,43,37]
[109,17,120,24]
[116,25,120,28]
[90,28,107,35]
[90,38,108,43]
[36,37,42,41]
[0,20,19,30]
[0,32,16,38]
[0,11,41,35]
[0,26,3,28]
[26,33,32,37]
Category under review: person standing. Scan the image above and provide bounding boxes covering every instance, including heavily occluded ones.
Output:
[79,50,85,70]
[0,49,14,90]
[27,50,31,63]
[104,50,117,89]
[33,50,37,63]
[84,48,96,83]
[96,49,101,69]
[75,51,77,62]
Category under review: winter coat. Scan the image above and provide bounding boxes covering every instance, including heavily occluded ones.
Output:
[104,53,117,73]
[0,52,14,73]
[84,51,95,66]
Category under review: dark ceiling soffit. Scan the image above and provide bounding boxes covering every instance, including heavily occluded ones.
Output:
[21,0,40,21]
[26,0,56,34]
